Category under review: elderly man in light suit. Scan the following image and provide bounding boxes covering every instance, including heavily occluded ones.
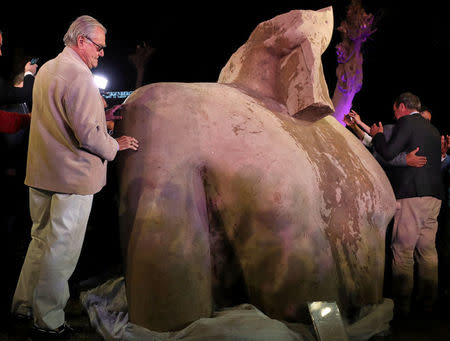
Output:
[10,15,139,338]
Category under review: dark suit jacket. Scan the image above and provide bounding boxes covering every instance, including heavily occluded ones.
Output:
[373,113,444,200]
[0,73,34,109]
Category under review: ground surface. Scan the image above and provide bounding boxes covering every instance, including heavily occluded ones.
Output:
[2,295,450,340]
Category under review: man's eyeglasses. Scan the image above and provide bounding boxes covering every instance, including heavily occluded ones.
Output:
[84,36,106,52]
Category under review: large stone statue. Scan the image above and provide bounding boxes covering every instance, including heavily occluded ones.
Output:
[116,6,396,332]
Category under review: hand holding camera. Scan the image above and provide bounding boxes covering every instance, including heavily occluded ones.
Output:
[25,58,39,75]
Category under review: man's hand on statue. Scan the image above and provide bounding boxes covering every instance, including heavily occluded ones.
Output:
[406,147,427,168]
[370,122,383,136]
[105,104,124,121]
[116,135,139,151]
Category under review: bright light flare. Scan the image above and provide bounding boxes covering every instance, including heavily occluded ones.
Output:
[93,74,108,89]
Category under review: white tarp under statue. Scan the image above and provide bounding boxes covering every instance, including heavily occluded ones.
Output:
[80,277,393,340]
[81,6,396,340]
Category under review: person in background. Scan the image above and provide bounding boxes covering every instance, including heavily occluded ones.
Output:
[344,110,426,168]
[0,28,35,330]
[0,108,31,331]
[437,132,450,306]
[370,92,443,321]
[0,30,37,109]
[0,109,30,133]
[419,106,432,121]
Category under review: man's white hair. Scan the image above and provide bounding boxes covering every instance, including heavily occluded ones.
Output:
[63,15,106,47]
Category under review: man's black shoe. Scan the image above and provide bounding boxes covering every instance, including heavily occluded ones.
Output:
[30,322,75,340]
[8,313,33,329]
[6,314,33,339]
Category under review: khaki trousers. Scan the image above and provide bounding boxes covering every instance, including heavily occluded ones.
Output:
[11,187,93,329]
[391,196,441,313]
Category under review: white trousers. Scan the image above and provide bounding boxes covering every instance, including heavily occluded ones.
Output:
[11,187,93,329]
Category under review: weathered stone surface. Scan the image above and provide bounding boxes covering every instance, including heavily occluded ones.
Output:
[116,6,396,332]
[219,7,334,122]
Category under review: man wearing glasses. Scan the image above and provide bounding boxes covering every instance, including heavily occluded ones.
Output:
[10,15,139,339]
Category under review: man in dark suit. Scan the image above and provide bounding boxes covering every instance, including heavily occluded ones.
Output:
[371,92,444,319]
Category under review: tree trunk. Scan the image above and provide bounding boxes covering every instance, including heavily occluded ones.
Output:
[332,46,362,125]
[330,0,375,126]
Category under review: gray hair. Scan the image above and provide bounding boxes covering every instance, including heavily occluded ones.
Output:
[63,15,106,47]
[394,92,421,111]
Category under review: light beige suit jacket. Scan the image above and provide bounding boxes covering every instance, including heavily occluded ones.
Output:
[25,47,118,195]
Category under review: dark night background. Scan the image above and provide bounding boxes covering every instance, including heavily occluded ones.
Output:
[1,1,449,133]
[1,2,450,337]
